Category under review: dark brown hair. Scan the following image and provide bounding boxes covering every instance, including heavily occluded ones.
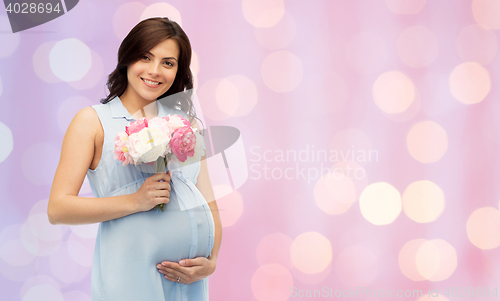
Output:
[101,17,198,123]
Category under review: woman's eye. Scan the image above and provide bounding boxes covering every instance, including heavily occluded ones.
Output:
[164,61,174,67]
[142,55,150,60]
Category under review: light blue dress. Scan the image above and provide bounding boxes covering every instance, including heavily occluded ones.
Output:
[86,96,215,301]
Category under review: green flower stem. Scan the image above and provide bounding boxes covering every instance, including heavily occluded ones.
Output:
[154,156,169,212]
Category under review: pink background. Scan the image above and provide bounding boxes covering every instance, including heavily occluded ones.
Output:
[1,0,500,300]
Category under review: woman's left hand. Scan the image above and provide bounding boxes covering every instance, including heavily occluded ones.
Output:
[157,256,216,284]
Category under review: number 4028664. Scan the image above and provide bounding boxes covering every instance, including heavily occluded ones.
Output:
[5,3,61,14]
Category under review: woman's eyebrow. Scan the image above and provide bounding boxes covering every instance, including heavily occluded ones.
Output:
[146,51,178,61]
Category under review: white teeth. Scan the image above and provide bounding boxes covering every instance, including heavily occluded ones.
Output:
[143,79,160,85]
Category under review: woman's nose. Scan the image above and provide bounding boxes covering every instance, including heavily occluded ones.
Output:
[147,64,161,76]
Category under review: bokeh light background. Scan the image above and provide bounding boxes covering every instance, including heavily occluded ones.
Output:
[1,0,500,300]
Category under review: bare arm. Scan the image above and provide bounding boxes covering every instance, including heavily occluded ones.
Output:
[193,121,222,262]
[48,107,171,225]
[196,153,222,263]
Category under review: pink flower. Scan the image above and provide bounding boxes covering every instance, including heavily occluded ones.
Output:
[170,126,196,162]
[125,117,149,136]
[165,115,190,130]
[113,132,133,165]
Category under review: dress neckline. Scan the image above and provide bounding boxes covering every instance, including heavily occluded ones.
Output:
[110,96,167,121]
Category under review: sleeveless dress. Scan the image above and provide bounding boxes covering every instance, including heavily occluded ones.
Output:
[86,96,215,301]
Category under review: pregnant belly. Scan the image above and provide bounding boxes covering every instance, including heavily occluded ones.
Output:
[98,191,214,268]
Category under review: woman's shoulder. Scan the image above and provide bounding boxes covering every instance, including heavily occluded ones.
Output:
[75,106,100,123]
[68,106,102,135]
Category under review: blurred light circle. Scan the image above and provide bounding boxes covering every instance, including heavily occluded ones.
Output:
[21,143,60,185]
[68,50,104,90]
[0,16,20,58]
[0,122,13,163]
[397,26,439,68]
[0,238,35,266]
[70,223,98,239]
[385,0,427,14]
[28,213,64,242]
[20,275,60,300]
[456,25,497,65]
[67,235,93,267]
[25,199,68,255]
[426,239,457,281]
[416,239,457,281]
[1,224,21,242]
[399,239,427,281]
[62,290,91,301]
[472,0,500,30]
[332,161,369,201]
[20,223,40,256]
[198,79,229,120]
[254,12,296,50]
[59,1,101,42]
[467,207,500,250]
[29,199,54,216]
[382,86,421,122]
[21,222,61,257]
[290,261,332,285]
[216,79,239,116]
[242,0,284,28]
[192,70,199,91]
[335,245,378,286]
[251,264,293,301]
[290,232,332,274]
[415,240,440,279]
[406,121,448,163]
[345,31,388,75]
[191,51,200,75]
[402,180,445,223]
[33,41,61,84]
[23,284,63,301]
[261,51,303,93]
[373,71,415,114]
[314,171,356,215]
[49,38,91,82]
[140,3,182,25]
[0,253,37,281]
[212,185,244,227]
[0,224,37,281]
[191,51,199,90]
[256,233,293,269]
[449,62,491,104]
[226,74,258,117]
[49,241,90,283]
[57,96,93,132]
[359,182,402,225]
[113,2,146,40]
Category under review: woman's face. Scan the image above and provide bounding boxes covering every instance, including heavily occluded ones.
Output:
[125,38,180,103]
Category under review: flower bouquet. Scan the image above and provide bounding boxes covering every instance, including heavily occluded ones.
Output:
[113,114,205,212]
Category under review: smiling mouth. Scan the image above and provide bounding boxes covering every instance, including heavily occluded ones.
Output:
[141,78,161,85]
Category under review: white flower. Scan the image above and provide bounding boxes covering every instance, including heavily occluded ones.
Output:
[126,127,170,164]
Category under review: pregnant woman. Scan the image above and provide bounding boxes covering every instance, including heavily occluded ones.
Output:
[48,17,222,301]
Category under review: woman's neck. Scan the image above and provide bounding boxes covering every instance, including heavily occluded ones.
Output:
[120,91,158,119]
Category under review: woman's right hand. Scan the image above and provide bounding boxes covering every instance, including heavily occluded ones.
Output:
[133,171,172,212]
